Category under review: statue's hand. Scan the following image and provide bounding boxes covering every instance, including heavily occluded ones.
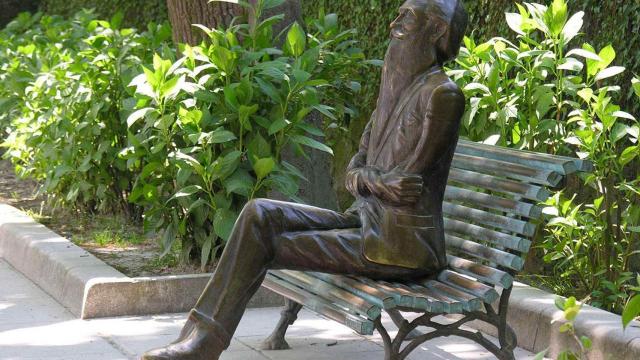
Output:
[374,171,423,206]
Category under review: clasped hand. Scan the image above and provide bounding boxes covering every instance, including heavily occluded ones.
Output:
[372,169,423,206]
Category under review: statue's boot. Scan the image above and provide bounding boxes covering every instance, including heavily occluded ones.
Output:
[141,309,230,360]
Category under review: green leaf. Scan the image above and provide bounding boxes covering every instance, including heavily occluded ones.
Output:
[505,12,525,35]
[215,151,242,180]
[268,118,290,135]
[580,336,592,350]
[566,48,601,61]
[562,11,584,44]
[170,185,203,201]
[210,128,237,143]
[110,12,124,29]
[263,0,285,10]
[285,22,306,57]
[632,78,640,98]
[200,235,213,271]
[619,146,637,167]
[213,208,238,241]
[623,295,640,329]
[127,108,155,128]
[549,0,568,36]
[533,350,548,360]
[312,104,337,120]
[291,135,334,155]
[160,225,177,257]
[594,66,625,82]
[223,169,255,197]
[255,77,283,103]
[223,169,255,196]
[253,157,276,180]
[559,322,573,333]
[611,123,630,144]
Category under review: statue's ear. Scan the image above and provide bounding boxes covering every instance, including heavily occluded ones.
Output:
[430,17,449,44]
[430,17,451,61]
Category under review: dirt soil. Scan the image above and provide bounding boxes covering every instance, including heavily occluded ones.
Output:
[0,158,207,277]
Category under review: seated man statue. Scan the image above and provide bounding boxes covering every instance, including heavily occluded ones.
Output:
[143,0,468,359]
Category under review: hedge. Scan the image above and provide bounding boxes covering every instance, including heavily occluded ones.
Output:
[301,0,640,208]
[40,0,168,29]
[303,0,640,114]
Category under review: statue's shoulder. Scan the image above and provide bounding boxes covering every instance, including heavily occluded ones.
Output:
[420,71,464,104]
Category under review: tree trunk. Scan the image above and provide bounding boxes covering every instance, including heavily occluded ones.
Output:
[166,0,243,45]
[0,0,40,28]
[166,0,302,45]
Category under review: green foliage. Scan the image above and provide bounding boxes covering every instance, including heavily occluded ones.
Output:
[537,296,592,360]
[123,1,371,268]
[622,278,640,329]
[304,0,640,119]
[39,0,167,30]
[450,0,640,314]
[1,11,173,214]
[0,4,370,269]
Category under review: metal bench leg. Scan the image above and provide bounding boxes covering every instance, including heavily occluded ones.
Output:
[260,299,303,350]
[387,309,424,341]
[496,288,516,360]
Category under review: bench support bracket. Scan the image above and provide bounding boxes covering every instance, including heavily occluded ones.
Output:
[375,288,516,360]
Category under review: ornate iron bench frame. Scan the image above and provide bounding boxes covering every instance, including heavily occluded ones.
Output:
[261,140,591,360]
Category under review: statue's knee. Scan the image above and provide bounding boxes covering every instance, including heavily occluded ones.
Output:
[240,198,270,223]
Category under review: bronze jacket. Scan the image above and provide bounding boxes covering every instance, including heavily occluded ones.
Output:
[345,67,465,271]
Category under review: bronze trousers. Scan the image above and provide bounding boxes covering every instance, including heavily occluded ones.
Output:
[192,199,426,344]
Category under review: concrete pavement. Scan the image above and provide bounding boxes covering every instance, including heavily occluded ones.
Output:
[0,258,541,360]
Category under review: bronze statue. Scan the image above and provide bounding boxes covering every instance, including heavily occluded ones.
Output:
[142,1,468,359]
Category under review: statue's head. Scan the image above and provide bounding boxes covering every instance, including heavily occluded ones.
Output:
[388,0,468,67]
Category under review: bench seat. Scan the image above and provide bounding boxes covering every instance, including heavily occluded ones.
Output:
[264,261,504,336]
[259,140,590,360]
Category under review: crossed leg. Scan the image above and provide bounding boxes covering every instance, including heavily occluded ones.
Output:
[142,199,422,360]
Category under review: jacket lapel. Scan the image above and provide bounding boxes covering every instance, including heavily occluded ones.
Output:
[371,74,426,164]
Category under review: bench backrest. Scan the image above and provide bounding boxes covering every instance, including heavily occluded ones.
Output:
[444,140,590,288]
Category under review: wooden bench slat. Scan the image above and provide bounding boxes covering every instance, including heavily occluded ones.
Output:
[445,234,525,271]
[444,218,531,253]
[421,280,484,311]
[447,255,514,289]
[353,277,425,310]
[443,202,536,236]
[437,270,500,304]
[448,168,551,202]
[307,272,396,309]
[382,282,446,313]
[445,185,542,219]
[276,270,381,320]
[263,272,374,335]
[453,153,563,186]
[403,283,466,313]
[457,140,585,175]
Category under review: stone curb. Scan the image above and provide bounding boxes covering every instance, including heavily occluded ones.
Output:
[0,204,282,319]
[2,204,639,358]
[464,283,640,360]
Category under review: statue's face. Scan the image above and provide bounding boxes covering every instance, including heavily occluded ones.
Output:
[390,1,428,41]
[386,0,443,73]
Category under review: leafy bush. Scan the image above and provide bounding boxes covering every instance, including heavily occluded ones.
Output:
[1,11,173,214]
[40,0,168,30]
[124,1,372,267]
[449,0,640,313]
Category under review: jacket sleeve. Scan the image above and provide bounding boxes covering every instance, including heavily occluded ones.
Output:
[345,116,379,198]
[404,84,465,175]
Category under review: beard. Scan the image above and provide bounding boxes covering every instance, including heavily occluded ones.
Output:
[375,37,435,128]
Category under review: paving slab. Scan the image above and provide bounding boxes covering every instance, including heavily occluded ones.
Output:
[0,257,543,360]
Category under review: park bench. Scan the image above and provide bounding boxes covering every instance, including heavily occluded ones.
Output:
[261,139,591,360]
